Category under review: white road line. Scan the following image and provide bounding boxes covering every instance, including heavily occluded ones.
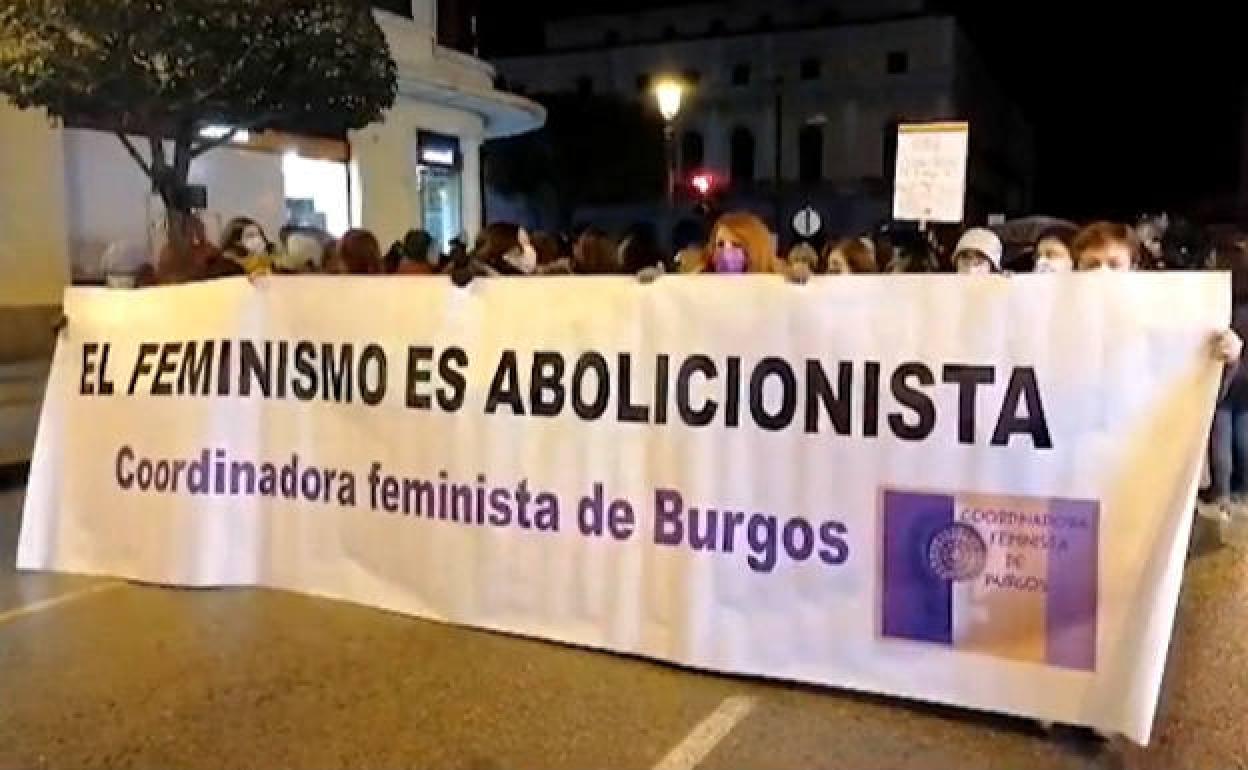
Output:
[652,695,759,770]
[0,582,122,626]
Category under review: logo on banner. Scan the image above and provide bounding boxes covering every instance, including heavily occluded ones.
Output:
[879,489,1099,671]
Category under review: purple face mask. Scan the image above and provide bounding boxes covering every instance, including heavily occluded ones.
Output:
[713,245,747,273]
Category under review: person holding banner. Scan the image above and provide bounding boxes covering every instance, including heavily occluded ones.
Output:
[952,227,1004,274]
[1072,222,1243,366]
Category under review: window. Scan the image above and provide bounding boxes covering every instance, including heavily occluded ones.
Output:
[683,69,702,86]
[799,124,824,183]
[604,29,621,46]
[800,58,821,80]
[636,74,652,92]
[756,14,774,31]
[708,18,726,35]
[576,76,594,95]
[731,127,756,183]
[887,50,909,75]
[731,63,751,86]
[681,131,705,173]
[662,24,678,40]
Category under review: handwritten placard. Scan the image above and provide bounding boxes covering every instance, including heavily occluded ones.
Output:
[892,121,969,224]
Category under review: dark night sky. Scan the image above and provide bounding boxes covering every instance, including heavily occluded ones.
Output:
[478,0,1244,221]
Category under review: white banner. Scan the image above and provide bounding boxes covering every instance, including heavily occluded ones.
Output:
[19,274,1227,744]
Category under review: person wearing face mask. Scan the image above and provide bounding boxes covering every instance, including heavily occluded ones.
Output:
[952,228,1003,275]
[220,217,276,276]
[705,211,778,274]
[1032,226,1076,273]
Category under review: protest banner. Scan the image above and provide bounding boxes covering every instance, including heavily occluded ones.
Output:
[893,121,970,224]
[18,274,1227,744]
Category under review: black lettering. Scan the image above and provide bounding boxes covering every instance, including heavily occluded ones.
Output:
[572,352,610,420]
[127,343,159,395]
[359,344,386,406]
[725,357,741,428]
[151,343,181,396]
[676,355,718,426]
[275,341,289,399]
[943,364,995,444]
[322,343,352,402]
[216,339,232,396]
[406,346,433,409]
[178,340,215,396]
[80,343,98,395]
[292,341,317,400]
[437,347,468,412]
[654,354,670,425]
[617,354,649,423]
[863,360,880,437]
[531,352,565,417]
[888,362,935,440]
[240,341,271,398]
[992,367,1053,449]
[485,350,525,415]
[750,357,797,431]
[806,360,852,434]
[98,343,114,395]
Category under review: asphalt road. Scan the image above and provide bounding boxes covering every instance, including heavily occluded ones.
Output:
[1,469,1244,770]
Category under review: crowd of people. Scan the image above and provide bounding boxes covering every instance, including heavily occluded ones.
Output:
[122,207,1248,544]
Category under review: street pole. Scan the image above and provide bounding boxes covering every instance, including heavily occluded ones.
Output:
[773,76,783,240]
[665,122,676,208]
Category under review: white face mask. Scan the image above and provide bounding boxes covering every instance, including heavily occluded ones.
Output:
[1035,256,1072,274]
[243,234,268,255]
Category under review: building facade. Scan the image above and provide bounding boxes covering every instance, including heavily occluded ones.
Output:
[0,0,540,464]
[492,0,1032,238]
[0,0,541,299]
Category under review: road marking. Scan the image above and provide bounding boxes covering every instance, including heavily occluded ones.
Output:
[652,695,758,770]
[0,582,122,626]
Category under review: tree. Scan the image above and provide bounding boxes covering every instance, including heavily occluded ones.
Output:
[0,0,397,279]
[485,91,666,228]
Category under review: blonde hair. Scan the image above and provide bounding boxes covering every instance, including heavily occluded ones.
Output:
[705,211,777,273]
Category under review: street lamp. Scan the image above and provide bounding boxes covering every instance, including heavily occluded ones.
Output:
[653,77,686,208]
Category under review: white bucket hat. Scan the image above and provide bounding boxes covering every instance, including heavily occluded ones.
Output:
[954,227,1003,271]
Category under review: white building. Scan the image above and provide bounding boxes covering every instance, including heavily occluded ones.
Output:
[0,0,542,302]
[492,0,1032,233]
[0,0,541,464]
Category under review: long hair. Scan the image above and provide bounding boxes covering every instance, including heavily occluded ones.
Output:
[473,222,522,272]
[705,211,777,273]
[573,227,619,275]
[220,217,268,256]
[337,229,382,275]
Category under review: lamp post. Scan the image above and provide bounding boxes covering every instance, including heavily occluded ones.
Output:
[654,78,685,208]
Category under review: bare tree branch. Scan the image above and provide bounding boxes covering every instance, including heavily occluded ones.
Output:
[113,131,152,178]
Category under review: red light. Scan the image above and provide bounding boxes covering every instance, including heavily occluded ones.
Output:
[691,172,714,196]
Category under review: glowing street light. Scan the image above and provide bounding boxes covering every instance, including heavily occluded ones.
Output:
[653,77,687,210]
[653,78,685,123]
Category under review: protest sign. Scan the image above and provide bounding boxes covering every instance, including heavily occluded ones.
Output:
[19,274,1227,744]
[893,121,970,223]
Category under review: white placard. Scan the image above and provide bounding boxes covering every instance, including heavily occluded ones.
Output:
[892,121,970,224]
